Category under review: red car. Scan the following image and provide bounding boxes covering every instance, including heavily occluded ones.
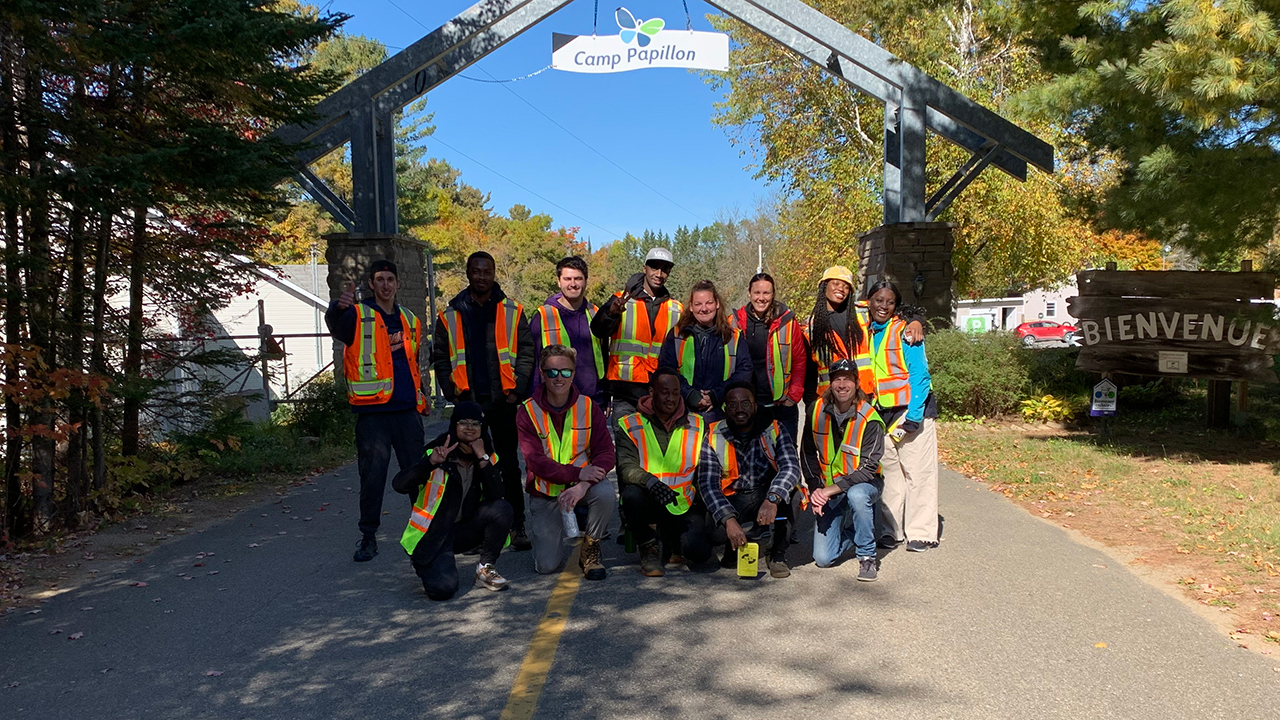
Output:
[1014,320,1077,347]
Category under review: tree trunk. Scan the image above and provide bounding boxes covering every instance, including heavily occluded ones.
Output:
[64,204,87,524]
[90,208,111,492]
[23,63,55,532]
[0,21,25,541]
[121,206,146,456]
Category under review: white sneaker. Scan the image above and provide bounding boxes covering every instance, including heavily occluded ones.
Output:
[476,563,509,591]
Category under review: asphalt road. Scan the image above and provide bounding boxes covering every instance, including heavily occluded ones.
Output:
[2,433,1277,719]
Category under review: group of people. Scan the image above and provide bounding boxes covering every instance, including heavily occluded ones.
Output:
[325,248,939,601]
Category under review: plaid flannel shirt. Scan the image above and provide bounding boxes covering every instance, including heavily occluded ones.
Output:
[696,422,800,525]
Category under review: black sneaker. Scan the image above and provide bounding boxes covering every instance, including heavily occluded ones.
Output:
[857,556,878,582]
[720,547,737,569]
[877,535,902,550]
[906,540,934,553]
[353,537,378,562]
[510,527,532,552]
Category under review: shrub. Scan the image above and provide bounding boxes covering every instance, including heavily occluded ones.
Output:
[1020,394,1076,423]
[288,372,354,443]
[927,330,1029,417]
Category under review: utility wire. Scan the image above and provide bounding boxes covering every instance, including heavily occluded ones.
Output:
[379,0,712,227]
[430,134,624,240]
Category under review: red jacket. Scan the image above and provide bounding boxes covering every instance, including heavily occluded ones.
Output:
[733,304,807,404]
[515,385,617,500]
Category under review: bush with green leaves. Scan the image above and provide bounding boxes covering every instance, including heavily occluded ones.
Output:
[287,373,354,443]
[926,330,1030,417]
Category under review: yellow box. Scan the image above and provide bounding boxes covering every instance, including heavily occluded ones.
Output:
[737,542,759,578]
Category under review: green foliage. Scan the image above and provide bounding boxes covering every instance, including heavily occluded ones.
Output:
[1023,0,1280,261]
[285,373,354,444]
[1020,394,1077,422]
[927,330,1031,417]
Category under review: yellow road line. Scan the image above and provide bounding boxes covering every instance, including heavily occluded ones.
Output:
[499,545,583,720]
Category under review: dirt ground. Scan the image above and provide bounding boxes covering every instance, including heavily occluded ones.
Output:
[940,419,1280,656]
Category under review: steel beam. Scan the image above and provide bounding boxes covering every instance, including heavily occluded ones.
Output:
[710,0,1054,173]
[294,167,355,232]
[898,88,928,222]
[926,142,1002,221]
[883,101,901,224]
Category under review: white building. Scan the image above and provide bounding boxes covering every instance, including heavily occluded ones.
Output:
[954,277,1077,332]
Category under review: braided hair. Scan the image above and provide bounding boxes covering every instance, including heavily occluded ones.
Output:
[808,279,863,367]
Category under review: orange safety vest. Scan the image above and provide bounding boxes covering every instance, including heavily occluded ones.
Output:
[805,307,874,397]
[869,317,911,409]
[617,411,705,515]
[521,393,594,497]
[675,327,742,387]
[606,292,682,384]
[706,419,780,496]
[343,303,428,412]
[535,303,606,378]
[809,396,882,487]
[439,298,523,395]
[399,467,447,554]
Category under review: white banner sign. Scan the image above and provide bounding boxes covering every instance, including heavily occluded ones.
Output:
[552,30,729,74]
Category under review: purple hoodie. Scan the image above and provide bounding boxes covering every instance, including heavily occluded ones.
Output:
[529,292,605,403]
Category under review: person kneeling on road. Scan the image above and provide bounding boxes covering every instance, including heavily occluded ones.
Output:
[517,344,618,580]
[393,402,513,600]
[697,382,801,578]
[802,359,886,581]
[616,367,713,576]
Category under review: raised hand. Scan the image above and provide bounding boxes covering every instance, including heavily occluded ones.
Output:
[430,437,458,465]
[608,289,633,314]
[337,280,357,310]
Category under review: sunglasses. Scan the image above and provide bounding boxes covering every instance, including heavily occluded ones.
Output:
[542,368,575,379]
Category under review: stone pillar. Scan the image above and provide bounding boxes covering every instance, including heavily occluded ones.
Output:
[323,233,428,387]
[857,222,955,327]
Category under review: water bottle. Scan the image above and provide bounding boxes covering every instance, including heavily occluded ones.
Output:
[561,509,581,539]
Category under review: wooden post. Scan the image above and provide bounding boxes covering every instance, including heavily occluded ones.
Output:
[1232,259,1254,427]
[1206,380,1231,428]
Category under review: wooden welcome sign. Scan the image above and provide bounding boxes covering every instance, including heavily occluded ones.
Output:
[1066,269,1280,383]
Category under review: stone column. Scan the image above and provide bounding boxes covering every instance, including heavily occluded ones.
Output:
[323,233,429,388]
[857,222,956,328]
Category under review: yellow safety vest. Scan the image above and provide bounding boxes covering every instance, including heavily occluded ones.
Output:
[675,328,742,387]
[535,303,605,379]
[400,468,448,554]
[618,411,705,515]
[869,317,912,409]
[521,394,593,497]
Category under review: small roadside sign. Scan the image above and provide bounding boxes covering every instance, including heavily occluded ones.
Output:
[1091,379,1118,417]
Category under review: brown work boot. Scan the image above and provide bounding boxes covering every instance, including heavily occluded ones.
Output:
[639,540,664,577]
[579,537,607,581]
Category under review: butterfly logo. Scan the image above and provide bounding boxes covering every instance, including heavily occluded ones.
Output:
[616,7,664,47]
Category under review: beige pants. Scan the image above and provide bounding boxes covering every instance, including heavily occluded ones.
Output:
[877,417,939,543]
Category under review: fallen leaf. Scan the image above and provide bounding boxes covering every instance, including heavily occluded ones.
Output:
[207,571,219,575]
[4,682,19,688]
[26,609,41,615]
[68,632,84,640]
[131,581,148,588]
[248,543,259,548]
[1094,642,1108,649]
[49,629,62,635]
[80,607,93,611]
[205,670,223,677]
[276,531,287,536]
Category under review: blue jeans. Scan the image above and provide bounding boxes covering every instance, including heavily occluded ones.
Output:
[812,481,881,567]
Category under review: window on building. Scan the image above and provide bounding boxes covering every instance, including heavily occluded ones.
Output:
[1045,302,1057,318]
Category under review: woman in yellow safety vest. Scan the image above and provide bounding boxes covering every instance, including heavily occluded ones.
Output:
[392,402,513,600]
[865,280,939,553]
[657,279,754,421]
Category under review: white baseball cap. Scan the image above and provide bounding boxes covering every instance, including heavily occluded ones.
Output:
[644,247,675,266]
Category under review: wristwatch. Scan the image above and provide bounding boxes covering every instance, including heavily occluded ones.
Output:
[479,453,492,465]
[766,491,785,505]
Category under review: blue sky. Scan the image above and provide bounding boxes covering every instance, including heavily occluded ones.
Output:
[325,0,774,247]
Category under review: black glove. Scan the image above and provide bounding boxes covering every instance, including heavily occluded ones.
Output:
[646,477,678,507]
[901,420,921,435]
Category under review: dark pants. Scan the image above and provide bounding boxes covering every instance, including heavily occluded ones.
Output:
[619,484,712,564]
[413,500,514,601]
[764,403,800,445]
[483,400,526,529]
[710,483,792,561]
[355,410,424,538]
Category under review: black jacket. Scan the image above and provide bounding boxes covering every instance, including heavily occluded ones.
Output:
[431,283,535,405]
[392,432,504,565]
[591,272,678,404]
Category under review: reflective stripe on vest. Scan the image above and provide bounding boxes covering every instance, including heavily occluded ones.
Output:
[439,298,523,394]
[522,394,593,497]
[808,309,874,397]
[809,397,882,487]
[706,419,779,496]
[607,294,682,383]
[675,328,741,387]
[536,303,605,378]
[344,303,427,412]
[400,468,448,554]
[870,318,911,409]
[766,317,796,402]
[617,411,705,515]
